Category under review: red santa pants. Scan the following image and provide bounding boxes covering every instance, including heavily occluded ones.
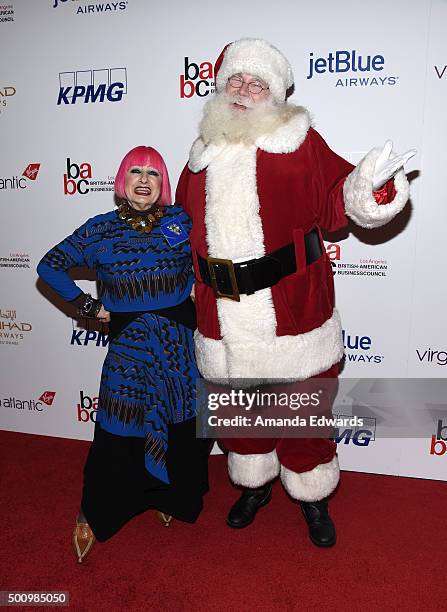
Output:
[221,365,340,502]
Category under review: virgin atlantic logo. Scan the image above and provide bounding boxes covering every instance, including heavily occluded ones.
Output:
[38,391,57,406]
[22,164,40,181]
[434,65,447,79]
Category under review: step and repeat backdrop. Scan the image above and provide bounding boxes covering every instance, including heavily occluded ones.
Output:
[1,0,446,480]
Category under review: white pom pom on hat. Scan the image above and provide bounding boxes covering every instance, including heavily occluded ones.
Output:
[214,38,294,103]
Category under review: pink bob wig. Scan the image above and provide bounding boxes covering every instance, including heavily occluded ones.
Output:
[114,145,172,206]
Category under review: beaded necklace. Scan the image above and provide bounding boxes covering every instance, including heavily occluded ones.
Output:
[117,201,165,234]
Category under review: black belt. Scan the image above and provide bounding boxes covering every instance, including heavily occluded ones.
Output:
[108,297,197,342]
[197,228,322,302]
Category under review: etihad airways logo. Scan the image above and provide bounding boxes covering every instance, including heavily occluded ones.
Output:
[0,308,32,346]
[1,85,16,115]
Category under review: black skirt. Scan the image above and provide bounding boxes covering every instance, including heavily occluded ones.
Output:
[81,417,211,542]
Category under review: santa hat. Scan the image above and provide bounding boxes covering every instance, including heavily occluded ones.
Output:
[214,38,294,103]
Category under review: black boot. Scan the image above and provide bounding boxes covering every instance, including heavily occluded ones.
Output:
[300,498,336,547]
[226,483,272,529]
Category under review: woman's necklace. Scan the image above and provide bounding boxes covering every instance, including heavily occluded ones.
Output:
[117,201,165,234]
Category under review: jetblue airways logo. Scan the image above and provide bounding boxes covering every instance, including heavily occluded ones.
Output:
[53,0,129,14]
[306,50,398,88]
[57,68,127,105]
[342,330,384,365]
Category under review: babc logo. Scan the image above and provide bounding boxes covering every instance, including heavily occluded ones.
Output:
[180,57,215,98]
[64,158,92,195]
[77,390,98,423]
[430,420,447,456]
[63,158,114,195]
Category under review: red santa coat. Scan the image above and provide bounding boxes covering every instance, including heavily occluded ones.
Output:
[176,106,408,382]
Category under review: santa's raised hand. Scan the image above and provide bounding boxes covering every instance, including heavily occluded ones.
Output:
[372,140,416,191]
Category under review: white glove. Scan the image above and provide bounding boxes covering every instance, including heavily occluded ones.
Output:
[372,140,416,191]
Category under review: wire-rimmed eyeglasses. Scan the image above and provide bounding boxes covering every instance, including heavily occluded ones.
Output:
[227,75,269,95]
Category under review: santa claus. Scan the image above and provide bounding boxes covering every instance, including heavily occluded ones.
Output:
[176,38,415,546]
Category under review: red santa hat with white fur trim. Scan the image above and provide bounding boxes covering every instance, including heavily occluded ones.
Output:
[214,38,294,104]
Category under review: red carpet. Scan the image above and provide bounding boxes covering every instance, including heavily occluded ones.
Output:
[0,430,445,611]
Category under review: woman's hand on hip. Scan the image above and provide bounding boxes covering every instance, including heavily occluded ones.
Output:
[97,305,111,323]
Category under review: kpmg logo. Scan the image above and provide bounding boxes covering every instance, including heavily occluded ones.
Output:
[180,57,215,98]
[57,68,127,105]
[306,50,398,88]
[52,0,128,15]
[333,413,376,446]
[70,319,108,347]
[342,330,384,365]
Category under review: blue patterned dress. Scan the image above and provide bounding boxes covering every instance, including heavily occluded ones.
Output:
[37,205,199,485]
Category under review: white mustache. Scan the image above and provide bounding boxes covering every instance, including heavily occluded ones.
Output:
[231,95,256,109]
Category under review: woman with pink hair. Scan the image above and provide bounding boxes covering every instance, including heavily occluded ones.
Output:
[38,146,209,562]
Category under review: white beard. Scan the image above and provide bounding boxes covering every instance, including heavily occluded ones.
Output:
[199,91,293,146]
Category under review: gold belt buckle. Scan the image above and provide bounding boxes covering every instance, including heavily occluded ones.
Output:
[207,257,240,302]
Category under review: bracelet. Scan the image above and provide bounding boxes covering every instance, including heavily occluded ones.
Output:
[77,293,102,319]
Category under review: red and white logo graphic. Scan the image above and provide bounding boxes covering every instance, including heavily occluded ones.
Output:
[38,391,56,406]
[22,164,41,181]
[180,57,215,98]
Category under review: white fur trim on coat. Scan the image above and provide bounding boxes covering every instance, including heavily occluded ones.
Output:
[194,309,344,383]
[228,450,280,487]
[255,106,311,154]
[343,148,410,229]
[193,134,343,383]
[280,455,340,502]
[188,138,226,173]
[188,106,311,171]
[215,38,294,104]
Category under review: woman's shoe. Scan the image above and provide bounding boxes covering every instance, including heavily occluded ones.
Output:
[73,520,96,563]
[156,511,173,527]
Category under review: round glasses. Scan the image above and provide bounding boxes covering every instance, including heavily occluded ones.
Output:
[227,75,269,95]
